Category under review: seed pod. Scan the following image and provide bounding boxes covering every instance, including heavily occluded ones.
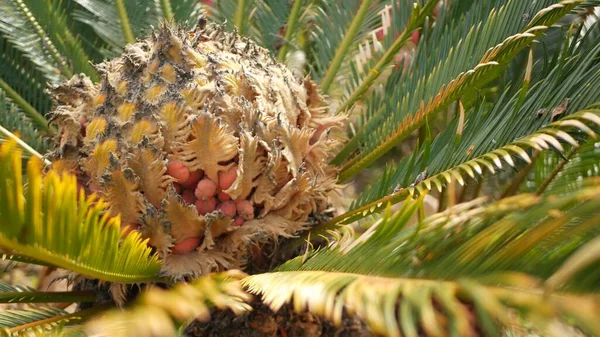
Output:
[217,191,231,202]
[235,200,255,220]
[195,178,217,199]
[218,165,237,190]
[181,169,203,188]
[217,200,236,218]
[167,160,190,183]
[172,237,202,254]
[195,197,217,215]
[47,22,345,280]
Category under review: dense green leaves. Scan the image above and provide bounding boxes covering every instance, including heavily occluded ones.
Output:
[335,0,580,179]
[246,183,600,336]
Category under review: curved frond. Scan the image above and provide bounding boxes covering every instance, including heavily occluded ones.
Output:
[335,0,581,178]
[0,307,71,336]
[0,91,48,153]
[0,281,95,303]
[85,270,252,337]
[0,139,161,283]
[245,183,600,336]
[329,109,600,225]
[311,0,385,93]
[335,0,438,114]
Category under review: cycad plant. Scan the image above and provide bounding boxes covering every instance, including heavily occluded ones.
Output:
[1,0,600,336]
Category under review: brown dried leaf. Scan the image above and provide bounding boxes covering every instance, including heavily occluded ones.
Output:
[163,250,237,281]
[128,147,172,208]
[279,125,313,176]
[165,194,206,242]
[224,131,266,199]
[175,112,239,181]
[159,102,189,149]
[102,168,145,224]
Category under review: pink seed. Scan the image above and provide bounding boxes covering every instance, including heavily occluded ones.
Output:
[195,178,217,199]
[173,183,182,194]
[217,191,231,202]
[233,217,245,227]
[181,169,203,188]
[88,182,100,193]
[217,200,236,218]
[235,200,255,220]
[218,165,237,190]
[172,236,201,254]
[182,189,196,205]
[195,197,216,215]
[167,160,190,183]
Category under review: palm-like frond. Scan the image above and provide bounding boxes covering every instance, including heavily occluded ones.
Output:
[0,281,95,303]
[335,0,580,178]
[85,270,252,337]
[522,140,600,195]
[0,139,161,283]
[328,108,600,226]
[309,0,386,93]
[245,183,600,336]
[327,18,600,225]
[0,306,74,336]
[0,90,48,153]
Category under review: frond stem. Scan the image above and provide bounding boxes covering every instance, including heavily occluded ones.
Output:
[0,125,50,164]
[0,291,96,303]
[277,0,304,62]
[7,304,110,334]
[320,0,372,93]
[536,145,579,195]
[501,150,540,198]
[233,0,248,36]
[334,0,437,114]
[13,0,73,78]
[115,0,135,44]
[160,0,174,20]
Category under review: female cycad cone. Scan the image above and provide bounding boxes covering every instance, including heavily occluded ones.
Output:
[47,20,345,280]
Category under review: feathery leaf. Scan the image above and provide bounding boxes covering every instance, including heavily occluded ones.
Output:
[0,139,162,283]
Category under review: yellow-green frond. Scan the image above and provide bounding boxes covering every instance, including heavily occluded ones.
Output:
[0,139,161,283]
[245,182,600,336]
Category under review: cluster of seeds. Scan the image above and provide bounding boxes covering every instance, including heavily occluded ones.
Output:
[48,21,344,279]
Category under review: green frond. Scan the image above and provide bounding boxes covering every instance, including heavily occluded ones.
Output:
[0,306,72,336]
[18,0,98,79]
[0,139,162,283]
[207,0,256,38]
[0,281,95,304]
[244,271,600,337]
[310,0,385,93]
[0,0,70,81]
[329,22,600,225]
[335,0,438,114]
[0,90,49,153]
[522,141,600,195]
[85,270,252,337]
[335,0,580,177]
[72,0,197,56]
[245,183,600,336]
[328,109,600,225]
[252,0,291,53]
